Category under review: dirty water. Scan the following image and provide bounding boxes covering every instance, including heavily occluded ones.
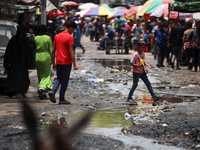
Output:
[63,104,184,150]
[77,57,132,72]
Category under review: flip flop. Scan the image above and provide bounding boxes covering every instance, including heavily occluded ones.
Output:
[59,100,71,105]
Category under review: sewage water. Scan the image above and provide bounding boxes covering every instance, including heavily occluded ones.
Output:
[65,104,185,150]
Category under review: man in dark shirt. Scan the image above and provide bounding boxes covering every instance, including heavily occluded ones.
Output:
[188,20,200,72]
[115,24,125,53]
[169,20,186,70]
[152,22,168,67]
[97,25,114,50]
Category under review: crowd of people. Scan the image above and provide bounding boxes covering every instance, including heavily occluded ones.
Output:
[3,10,200,105]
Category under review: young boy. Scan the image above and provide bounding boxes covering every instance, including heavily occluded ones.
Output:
[127,40,160,105]
[49,21,78,105]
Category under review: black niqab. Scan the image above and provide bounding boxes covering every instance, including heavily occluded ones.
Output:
[16,25,27,56]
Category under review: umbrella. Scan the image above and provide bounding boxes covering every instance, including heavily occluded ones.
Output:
[84,6,114,16]
[137,0,174,18]
[47,10,57,18]
[47,10,66,18]
[56,10,66,16]
[75,9,90,17]
[107,8,128,19]
[150,4,178,18]
[125,6,142,17]
[78,3,98,10]
[150,4,191,19]
[61,1,78,7]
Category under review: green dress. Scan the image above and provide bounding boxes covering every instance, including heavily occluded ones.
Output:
[35,35,53,92]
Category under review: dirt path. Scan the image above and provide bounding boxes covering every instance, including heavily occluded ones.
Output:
[1,36,200,150]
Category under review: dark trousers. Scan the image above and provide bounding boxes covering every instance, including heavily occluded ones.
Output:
[52,64,72,102]
[90,31,95,41]
[185,48,194,65]
[95,32,99,41]
[156,45,166,65]
[127,72,156,100]
[172,46,182,68]
[193,49,200,70]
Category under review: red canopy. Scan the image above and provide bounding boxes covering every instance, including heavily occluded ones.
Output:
[47,10,66,18]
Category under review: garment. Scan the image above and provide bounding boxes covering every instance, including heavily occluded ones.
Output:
[52,30,74,102]
[121,27,128,38]
[73,25,85,52]
[170,25,186,68]
[170,25,185,46]
[127,72,157,100]
[188,30,200,69]
[3,25,30,97]
[125,24,131,35]
[99,29,114,49]
[172,46,182,68]
[155,29,167,46]
[152,25,159,59]
[156,45,166,66]
[35,35,53,92]
[188,30,200,49]
[183,28,193,49]
[52,64,72,102]
[132,26,144,40]
[116,28,124,37]
[130,51,145,74]
[53,31,74,65]
[115,19,122,28]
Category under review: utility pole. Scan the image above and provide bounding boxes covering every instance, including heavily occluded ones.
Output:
[41,0,46,25]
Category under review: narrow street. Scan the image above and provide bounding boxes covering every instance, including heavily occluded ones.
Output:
[0,36,200,150]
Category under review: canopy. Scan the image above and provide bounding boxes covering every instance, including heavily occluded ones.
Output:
[78,3,98,10]
[47,10,65,18]
[150,4,191,19]
[173,1,200,13]
[150,4,178,18]
[61,1,78,7]
[107,8,128,19]
[125,6,142,17]
[84,6,114,16]
[137,0,174,18]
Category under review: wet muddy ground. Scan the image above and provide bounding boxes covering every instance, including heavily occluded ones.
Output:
[1,36,200,150]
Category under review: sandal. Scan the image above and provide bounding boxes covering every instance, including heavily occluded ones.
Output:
[59,100,71,105]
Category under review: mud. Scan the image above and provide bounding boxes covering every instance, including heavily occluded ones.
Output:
[1,36,200,150]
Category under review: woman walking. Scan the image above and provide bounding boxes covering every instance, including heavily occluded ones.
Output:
[4,25,31,98]
[35,25,53,99]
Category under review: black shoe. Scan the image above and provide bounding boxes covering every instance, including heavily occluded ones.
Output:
[156,64,161,67]
[152,96,163,106]
[49,92,56,103]
[171,62,174,69]
[161,64,165,67]
[38,89,47,100]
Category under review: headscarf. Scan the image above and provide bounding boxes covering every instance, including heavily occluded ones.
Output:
[16,25,27,56]
[36,24,47,36]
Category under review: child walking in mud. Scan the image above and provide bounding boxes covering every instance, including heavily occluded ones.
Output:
[127,40,160,105]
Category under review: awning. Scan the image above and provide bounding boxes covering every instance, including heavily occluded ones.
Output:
[173,1,200,13]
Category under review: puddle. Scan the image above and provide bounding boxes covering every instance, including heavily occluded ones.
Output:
[77,58,132,72]
[64,104,184,150]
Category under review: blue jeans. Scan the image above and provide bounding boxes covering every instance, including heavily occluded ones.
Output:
[52,64,72,102]
[100,37,110,49]
[127,72,156,100]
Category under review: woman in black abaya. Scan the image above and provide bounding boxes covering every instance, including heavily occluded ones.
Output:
[4,25,32,98]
